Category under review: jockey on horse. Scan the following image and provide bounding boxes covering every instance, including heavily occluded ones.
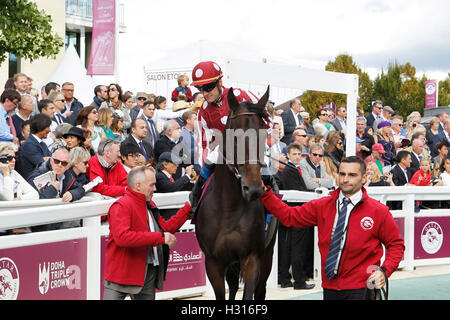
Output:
[189,60,276,212]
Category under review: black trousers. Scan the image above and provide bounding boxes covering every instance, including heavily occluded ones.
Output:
[278,224,312,286]
[323,288,366,300]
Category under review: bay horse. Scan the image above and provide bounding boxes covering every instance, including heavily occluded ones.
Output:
[195,86,277,300]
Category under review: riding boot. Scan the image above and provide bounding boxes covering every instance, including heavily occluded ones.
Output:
[189,162,215,213]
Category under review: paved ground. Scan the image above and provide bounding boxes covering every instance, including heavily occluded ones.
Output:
[183,264,450,300]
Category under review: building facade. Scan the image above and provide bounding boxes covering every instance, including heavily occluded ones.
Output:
[0,0,126,93]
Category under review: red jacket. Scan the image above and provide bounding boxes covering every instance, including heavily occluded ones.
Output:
[410,169,431,186]
[88,154,127,197]
[171,86,193,102]
[104,187,192,286]
[261,187,404,291]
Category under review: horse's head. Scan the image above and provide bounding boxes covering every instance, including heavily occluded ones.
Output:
[224,86,270,202]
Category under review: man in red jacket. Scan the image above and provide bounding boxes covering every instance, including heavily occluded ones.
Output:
[103,166,192,300]
[88,138,127,198]
[260,156,405,300]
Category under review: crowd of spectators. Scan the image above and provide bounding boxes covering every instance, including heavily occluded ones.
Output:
[0,73,200,234]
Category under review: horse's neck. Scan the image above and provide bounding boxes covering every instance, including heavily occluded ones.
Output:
[214,165,243,198]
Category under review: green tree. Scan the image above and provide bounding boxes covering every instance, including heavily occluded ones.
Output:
[0,0,64,64]
[372,62,425,119]
[438,74,450,106]
[300,54,372,117]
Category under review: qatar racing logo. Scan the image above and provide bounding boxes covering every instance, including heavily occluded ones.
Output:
[360,217,374,231]
[421,222,443,254]
[0,257,19,300]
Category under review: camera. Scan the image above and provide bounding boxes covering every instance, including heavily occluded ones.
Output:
[380,175,388,182]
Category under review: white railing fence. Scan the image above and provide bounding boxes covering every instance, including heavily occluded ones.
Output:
[1,187,450,299]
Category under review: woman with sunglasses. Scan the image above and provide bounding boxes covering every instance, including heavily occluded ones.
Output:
[0,142,39,201]
[75,106,103,153]
[324,135,345,171]
[312,109,335,139]
[99,83,131,135]
[67,147,91,187]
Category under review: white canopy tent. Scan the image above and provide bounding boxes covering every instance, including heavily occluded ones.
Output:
[144,40,359,156]
[43,43,97,106]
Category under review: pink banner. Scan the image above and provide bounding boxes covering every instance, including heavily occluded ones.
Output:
[414,217,450,259]
[0,240,87,300]
[425,80,438,109]
[87,0,116,75]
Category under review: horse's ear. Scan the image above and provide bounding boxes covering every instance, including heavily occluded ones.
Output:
[227,87,239,112]
[258,85,270,109]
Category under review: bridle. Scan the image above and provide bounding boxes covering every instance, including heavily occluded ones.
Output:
[219,111,267,181]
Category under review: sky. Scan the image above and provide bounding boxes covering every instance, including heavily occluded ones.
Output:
[117,0,450,92]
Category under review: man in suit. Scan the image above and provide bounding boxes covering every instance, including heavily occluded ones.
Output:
[298,143,333,278]
[155,152,195,219]
[61,82,84,125]
[12,95,34,144]
[365,100,383,129]
[0,89,20,144]
[278,143,314,290]
[437,112,449,133]
[154,120,182,162]
[280,98,303,144]
[48,91,71,126]
[123,118,154,165]
[19,114,52,179]
[138,100,159,149]
[404,133,429,176]
[330,105,347,134]
[129,92,149,121]
[391,150,412,186]
[27,148,85,231]
[300,143,334,191]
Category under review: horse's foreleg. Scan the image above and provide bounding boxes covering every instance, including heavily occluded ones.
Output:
[254,245,275,300]
[241,254,261,300]
[205,257,226,300]
[225,262,240,300]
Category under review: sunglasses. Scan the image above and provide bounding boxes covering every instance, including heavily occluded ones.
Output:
[52,158,69,166]
[91,110,98,114]
[0,155,16,164]
[295,134,307,137]
[311,153,324,158]
[195,80,218,93]
[108,87,117,92]
[137,97,147,101]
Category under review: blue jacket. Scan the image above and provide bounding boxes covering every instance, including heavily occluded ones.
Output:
[18,135,52,180]
[63,98,84,125]
[27,160,85,201]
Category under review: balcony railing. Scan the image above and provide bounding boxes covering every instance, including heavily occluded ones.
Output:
[65,0,126,27]
[66,0,93,19]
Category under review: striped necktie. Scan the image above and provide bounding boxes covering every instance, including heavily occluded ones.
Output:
[324,198,351,280]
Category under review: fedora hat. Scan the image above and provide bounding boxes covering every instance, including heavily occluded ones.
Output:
[63,126,86,142]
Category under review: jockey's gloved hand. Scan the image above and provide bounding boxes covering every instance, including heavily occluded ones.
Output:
[262,174,279,194]
[262,175,271,186]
